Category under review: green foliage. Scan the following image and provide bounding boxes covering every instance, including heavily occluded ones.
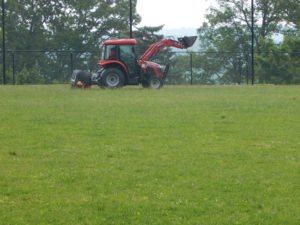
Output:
[167,54,191,84]
[280,0,300,27]
[198,23,251,84]
[256,35,300,84]
[5,0,140,51]
[0,85,300,224]
[196,0,300,84]
[3,0,141,83]
[207,0,298,46]
[16,63,44,84]
[4,68,15,85]
[167,53,217,85]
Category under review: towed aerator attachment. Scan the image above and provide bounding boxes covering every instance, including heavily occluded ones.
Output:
[71,70,92,89]
[178,36,197,48]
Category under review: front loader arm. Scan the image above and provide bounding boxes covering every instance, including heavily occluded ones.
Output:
[139,39,185,62]
[139,36,197,63]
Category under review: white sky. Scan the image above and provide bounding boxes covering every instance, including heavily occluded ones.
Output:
[136,0,216,29]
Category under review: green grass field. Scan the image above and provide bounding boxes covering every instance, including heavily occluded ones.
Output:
[0,85,300,224]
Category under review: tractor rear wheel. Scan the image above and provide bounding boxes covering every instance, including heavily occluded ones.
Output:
[101,68,125,88]
[148,76,163,89]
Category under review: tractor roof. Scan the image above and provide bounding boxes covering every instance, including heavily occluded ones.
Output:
[102,39,137,45]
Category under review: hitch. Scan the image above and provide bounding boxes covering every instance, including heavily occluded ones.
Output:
[178,36,197,48]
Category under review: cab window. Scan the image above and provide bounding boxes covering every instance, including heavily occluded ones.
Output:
[119,45,137,75]
[104,45,117,60]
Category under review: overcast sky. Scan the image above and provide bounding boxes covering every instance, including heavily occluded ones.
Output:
[136,0,216,29]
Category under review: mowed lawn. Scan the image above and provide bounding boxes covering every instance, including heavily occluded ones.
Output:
[0,85,299,225]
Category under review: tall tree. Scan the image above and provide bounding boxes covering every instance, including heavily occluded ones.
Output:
[281,0,300,28]
[2,0,141,83]
[256,35,300,84]
[5,0,141,50]
[198,23,251,84]
[201,0,296,51]
[197,0,300,84]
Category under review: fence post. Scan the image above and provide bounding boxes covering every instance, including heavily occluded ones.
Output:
[12,52,15,85]
[2,0,6,84]
[70,52,73,74]
[246,53,249,85]
[251,0,255,85]
[190,52,193,85]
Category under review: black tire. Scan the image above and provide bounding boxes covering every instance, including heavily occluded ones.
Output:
[101,68,125,88]
[148,76,163,89]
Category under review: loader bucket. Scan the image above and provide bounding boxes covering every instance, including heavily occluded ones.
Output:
[178,36,197,48]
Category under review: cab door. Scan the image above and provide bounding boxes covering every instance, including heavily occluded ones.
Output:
[119,45,137,77]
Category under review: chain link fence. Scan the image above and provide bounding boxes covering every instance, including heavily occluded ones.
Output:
[1,50,299,85]
[0,50,101,84]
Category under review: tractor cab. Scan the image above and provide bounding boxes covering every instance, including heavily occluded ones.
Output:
[99,39,138,78]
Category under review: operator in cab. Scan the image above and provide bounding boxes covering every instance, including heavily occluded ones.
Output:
[109,47,116,60]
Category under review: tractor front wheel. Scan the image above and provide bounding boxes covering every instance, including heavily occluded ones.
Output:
[148,76,163,89]
[101,68,125,88]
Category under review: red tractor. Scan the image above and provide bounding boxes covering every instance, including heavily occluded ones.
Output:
[71,36,197,89]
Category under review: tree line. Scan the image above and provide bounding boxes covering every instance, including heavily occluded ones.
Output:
[0,0,299,85]
[194,0,300,84]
